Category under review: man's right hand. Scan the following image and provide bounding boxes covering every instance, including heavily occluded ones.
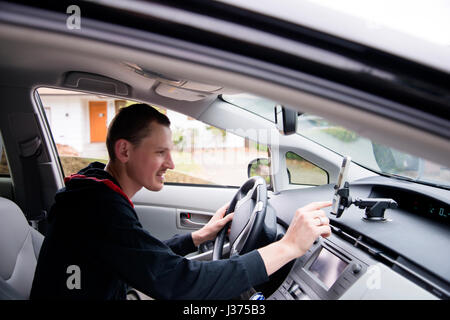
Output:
[279,201,332,259]
[257,201,332,276]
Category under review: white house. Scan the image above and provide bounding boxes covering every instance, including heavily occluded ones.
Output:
[38,88,120,159]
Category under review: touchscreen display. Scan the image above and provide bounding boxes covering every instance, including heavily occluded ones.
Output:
[309,248,348,289]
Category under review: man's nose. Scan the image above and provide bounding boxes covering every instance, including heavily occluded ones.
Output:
[165,152,175,170]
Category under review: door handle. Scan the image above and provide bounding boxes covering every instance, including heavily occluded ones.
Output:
[180,216,206,228]
[177,209,212,230]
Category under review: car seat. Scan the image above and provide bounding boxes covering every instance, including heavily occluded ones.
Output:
[0,197,44,299]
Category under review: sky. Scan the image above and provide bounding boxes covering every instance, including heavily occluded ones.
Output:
[307,0,450,46]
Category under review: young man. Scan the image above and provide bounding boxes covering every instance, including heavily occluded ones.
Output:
[30,104,331,300]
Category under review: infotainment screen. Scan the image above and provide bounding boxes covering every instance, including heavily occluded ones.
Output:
[309,248,348,289]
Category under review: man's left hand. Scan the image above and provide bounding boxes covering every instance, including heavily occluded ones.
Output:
[191,203,234,247]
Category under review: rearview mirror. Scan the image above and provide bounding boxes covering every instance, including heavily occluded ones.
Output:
[275,104,298,135]
[247,158,271,186]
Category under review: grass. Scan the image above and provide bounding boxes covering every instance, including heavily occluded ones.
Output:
[60,156,213,185]
[60,156,107,176]
[0,150,10,175]
[322,127,359,143]
[286,159,328,185]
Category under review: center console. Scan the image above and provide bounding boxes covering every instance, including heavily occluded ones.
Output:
[268,235,369,300]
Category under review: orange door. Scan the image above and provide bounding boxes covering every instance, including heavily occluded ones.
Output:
[89,101,107,142]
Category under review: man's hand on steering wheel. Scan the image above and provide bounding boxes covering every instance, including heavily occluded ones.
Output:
[192,176,332,282]
[191,203,234,247]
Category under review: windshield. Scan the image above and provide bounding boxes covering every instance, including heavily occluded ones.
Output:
[222,93,450,188]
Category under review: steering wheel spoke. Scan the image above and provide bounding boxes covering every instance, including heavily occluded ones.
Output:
[213,176,276,261]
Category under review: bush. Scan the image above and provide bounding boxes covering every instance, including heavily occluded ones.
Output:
[322,127,359,142]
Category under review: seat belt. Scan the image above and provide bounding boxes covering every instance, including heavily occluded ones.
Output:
[19,136,47,231]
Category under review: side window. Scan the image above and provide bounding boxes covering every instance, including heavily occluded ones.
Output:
[37,87,119,176]
[167,114,269,187]
[0,146,10,176]
[286,151,328,186]
[36,88,269,186]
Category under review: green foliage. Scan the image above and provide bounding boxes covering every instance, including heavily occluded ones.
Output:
[249,158,271,185]
[286,151,300,160]
[172,127,185,148]
[206,126,226,139]
[248,140,268,152]
[322,127,359,142]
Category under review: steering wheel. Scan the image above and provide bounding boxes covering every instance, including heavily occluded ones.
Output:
[212,176,277,260]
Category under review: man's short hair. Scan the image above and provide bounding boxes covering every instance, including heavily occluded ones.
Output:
[106,103,170,161]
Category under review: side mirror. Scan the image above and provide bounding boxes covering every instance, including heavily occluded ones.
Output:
[274,104,298,135]
[248,158,271,186]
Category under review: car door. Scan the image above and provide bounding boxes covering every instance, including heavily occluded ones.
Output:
[132,185,236,242]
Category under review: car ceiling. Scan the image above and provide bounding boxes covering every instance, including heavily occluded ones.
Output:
[0,2,449,168]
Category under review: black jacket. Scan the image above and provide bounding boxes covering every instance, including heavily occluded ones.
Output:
[30,162,268,300]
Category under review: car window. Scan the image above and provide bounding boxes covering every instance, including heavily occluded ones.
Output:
[36,88,114,176]
[164,112,269,187]
[222,94,277,122]
[296,114,450,188]
[286,151,328,186]
[36,88,268,187]
[222,93,450,189]
[0,144,10,177]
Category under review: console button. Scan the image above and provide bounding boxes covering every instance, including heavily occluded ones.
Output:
[288,283,310,300]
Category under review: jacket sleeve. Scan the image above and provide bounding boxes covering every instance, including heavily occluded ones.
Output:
[97,201,269,299]
[163,233,197,256]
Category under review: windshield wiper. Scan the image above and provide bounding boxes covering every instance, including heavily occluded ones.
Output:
[384,173,417,182]
[382,172,450,191]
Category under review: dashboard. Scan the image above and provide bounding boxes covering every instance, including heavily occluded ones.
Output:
[266,176,450,300]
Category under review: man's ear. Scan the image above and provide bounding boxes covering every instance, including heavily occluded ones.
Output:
[114,139,131,163]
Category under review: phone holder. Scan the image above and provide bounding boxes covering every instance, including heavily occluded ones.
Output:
[333,182,398,221]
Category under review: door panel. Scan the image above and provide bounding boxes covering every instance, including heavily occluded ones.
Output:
[132,185,238,241]
[135,206,215,241]
[134,205,181,241]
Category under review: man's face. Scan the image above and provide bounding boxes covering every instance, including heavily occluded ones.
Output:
[126,121,175,192]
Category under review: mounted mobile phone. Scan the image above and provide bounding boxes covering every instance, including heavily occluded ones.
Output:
[331,156,351,215]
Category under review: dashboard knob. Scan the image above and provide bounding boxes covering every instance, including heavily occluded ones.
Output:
[352,264,362,274]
